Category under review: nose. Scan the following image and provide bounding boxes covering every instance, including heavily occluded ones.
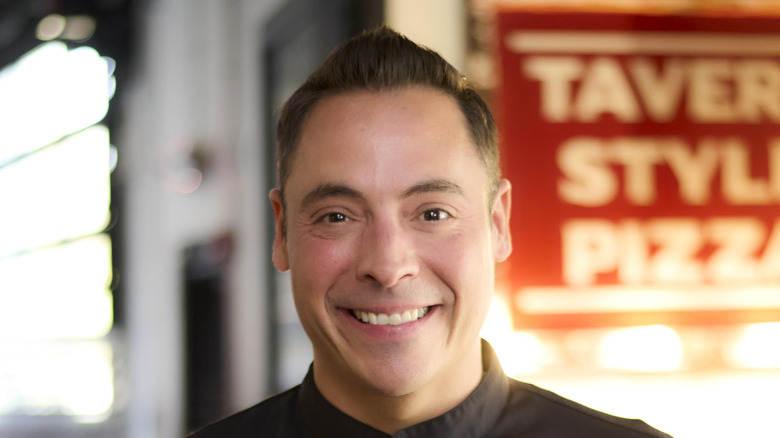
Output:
[356,217,419,288]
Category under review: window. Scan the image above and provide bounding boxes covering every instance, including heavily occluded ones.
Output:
[0,41,116,425]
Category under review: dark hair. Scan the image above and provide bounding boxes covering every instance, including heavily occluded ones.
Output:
[275,26,499,203]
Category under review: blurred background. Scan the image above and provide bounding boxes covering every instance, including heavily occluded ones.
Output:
[0,0,778,437]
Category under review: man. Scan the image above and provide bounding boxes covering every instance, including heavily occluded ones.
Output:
[191,26,672,437]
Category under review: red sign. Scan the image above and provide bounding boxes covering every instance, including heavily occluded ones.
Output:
[496,11,780,329]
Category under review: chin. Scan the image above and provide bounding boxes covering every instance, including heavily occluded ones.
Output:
[355,358,431,397]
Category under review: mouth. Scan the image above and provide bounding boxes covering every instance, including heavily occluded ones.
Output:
[351,306,431,326]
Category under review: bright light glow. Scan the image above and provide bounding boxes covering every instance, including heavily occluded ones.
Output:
[726,323,780,369]
[0,42,112,166]
[171,168,204,194]
[61,16,97,42]
[0,125,111,256]
[0,42,115,424]
[36,14,67,41]
[528,370,780,438]
[109,145,119,173]
[0,340,114,419]
[597,325,683,372]
[517,285,780,314]
[0,235,113,341]
[481,295,551,375]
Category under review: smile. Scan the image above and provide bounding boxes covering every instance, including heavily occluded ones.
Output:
[352,306,430,326]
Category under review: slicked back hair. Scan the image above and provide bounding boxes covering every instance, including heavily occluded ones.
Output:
[275,26,499,207]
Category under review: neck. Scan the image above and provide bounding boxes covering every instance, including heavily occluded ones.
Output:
[313,343,484,434]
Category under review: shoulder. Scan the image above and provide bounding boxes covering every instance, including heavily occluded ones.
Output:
[501,379,672,438]
[188,385,303,438]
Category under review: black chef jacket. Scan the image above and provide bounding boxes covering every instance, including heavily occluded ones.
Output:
[189,341,672,437]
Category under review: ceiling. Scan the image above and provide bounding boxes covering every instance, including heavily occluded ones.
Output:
[0,0,133,70]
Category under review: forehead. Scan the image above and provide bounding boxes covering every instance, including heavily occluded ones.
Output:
[284,87,486,198]
[303,86,464,139]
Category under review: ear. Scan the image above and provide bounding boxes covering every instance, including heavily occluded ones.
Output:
[491,179,512,262]
[269,188,290,272]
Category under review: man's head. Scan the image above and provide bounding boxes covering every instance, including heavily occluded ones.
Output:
[269,27,512,433]
[275,26,500,207]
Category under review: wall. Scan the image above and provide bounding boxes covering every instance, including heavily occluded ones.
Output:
[118,1,284,436]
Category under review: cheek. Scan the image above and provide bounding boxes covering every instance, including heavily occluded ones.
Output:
[428,231,495,320]
[422,232,493,291]
[289,235,357,290]
[289,236,358,336]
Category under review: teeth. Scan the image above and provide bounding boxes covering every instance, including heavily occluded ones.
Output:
[353,307,430,326]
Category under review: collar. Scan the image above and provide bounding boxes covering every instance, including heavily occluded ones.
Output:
[298,340,509,438]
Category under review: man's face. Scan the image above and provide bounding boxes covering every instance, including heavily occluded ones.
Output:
[270,86,511,400]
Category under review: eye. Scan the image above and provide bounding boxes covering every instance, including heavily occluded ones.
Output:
[420,208,451,221]
[319,212,349,223]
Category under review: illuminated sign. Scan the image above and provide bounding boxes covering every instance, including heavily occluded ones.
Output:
[496,11,780,329]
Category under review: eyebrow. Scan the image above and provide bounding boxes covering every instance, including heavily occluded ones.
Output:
[300,179,463,209]
[301,184,365,209]
[401,179,464,198]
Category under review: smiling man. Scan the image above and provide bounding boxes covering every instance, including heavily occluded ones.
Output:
[190,27,671,438]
